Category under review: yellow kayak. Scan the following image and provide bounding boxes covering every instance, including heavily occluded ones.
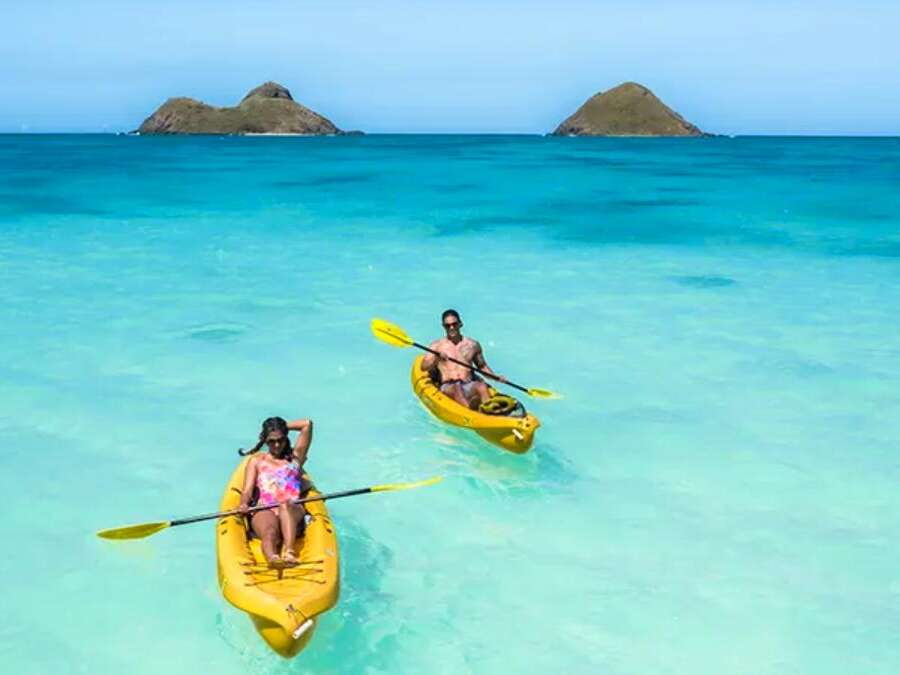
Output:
[216,457,340,658]
[411,355,540,453]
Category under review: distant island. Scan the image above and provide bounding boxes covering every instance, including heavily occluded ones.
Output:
[552,82,704,137]
[136,81,357,135]
[135,79,703,136]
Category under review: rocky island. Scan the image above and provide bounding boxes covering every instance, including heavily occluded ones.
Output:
[552,82,703,137]
[137,81,353,135]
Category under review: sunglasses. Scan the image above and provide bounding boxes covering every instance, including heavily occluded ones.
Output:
[265,437,286,446]
[443,320,461,329]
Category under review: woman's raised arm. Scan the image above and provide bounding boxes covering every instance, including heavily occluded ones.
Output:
[287,419,313,467]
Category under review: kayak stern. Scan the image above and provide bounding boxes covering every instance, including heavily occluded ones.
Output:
[250,614,317,658]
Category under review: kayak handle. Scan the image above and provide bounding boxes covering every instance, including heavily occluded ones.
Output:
[292,619,314,640]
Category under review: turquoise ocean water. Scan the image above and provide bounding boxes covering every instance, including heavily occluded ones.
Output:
[1,135,898,674]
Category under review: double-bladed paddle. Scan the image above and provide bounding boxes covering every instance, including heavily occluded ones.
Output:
[97,476,442,541]
[370,317,561,400]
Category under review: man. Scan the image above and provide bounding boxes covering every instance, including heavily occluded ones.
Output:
[420,309,507,410]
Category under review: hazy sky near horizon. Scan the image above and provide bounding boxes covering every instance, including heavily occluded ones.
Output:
[2,0,899,134]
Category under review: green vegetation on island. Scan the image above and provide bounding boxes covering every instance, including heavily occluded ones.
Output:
[552,82,704,137]
[137,81,355,135]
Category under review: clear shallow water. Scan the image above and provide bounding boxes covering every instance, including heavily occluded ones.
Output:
[1,134,898,674]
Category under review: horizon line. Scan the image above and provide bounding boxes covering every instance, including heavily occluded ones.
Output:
[2,131,899,139]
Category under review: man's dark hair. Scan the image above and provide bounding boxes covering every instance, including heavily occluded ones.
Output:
[441,309,461,324]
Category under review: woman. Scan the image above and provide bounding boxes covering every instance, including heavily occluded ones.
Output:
[238,416,313,565]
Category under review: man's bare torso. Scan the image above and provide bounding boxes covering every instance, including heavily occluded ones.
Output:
[430,336,480,382]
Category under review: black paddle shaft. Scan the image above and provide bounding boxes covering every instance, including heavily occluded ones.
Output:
[412,341,529,395]
[170,487,374,527]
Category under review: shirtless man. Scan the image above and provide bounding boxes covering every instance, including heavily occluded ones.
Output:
[420,309,507,410]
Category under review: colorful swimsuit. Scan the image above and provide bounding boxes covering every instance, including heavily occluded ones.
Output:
[256,459,302,507]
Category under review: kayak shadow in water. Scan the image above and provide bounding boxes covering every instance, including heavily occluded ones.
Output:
[218,517,397,673]
[422,418,577,499]
[297,517,399,673]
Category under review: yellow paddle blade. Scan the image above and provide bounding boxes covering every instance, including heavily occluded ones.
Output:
[97,521,171,540]
[371,318,414,348]
[370,476,443,493]
[527,387,563,400]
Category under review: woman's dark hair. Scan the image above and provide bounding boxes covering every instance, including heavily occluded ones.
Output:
[238,416,291,457]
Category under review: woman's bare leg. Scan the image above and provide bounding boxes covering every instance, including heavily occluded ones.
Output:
[251,510,282,563]
[279,503,307,561]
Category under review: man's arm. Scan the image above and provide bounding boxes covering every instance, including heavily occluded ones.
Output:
[473,341,507,382]
[421,340,442,370]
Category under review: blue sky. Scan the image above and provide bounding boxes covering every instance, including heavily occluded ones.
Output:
[2,0,899,134]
